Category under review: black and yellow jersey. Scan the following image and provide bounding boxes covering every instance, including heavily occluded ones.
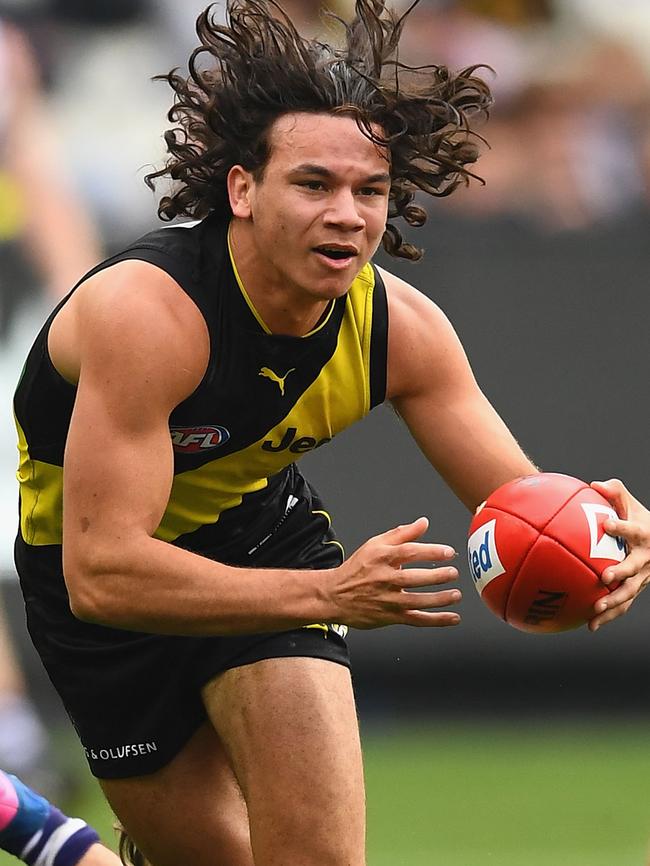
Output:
[14,212,388,558]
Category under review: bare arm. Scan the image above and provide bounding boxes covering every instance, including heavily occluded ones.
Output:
[77,846,120,866]
[60,263,460,634]
[384,269,538,510]
[4,24,101,298]
[382,272,650,632]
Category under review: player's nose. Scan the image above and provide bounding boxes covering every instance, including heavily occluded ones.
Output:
[324,189,365,230]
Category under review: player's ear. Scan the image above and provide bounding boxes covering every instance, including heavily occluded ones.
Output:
[227,165,254,218]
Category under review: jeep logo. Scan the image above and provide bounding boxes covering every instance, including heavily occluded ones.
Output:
[262,427,332,454]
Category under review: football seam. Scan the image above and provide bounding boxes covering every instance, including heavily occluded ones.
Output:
[491,483,619,582]
[503,530,608,627]
[489,483,588,538]
[500,525,540,622]
[485,485,586,621]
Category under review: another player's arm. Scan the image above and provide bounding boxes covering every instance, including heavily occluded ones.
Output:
[59,262,459,634]
[4,23,101,297]
[383,269,538,510]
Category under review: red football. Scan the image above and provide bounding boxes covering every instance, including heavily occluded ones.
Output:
[467,473,625,633]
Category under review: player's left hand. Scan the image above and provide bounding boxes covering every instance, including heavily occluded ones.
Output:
[588,479,650,631]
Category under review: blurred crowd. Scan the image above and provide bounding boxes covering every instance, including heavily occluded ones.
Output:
[0,0,648,253]
[0,0,649,795]
[399,0,650,231]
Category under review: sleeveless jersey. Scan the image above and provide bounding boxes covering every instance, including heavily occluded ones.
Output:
[14,213,388,557]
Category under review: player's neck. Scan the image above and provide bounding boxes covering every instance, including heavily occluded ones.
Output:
[228,220,330,337]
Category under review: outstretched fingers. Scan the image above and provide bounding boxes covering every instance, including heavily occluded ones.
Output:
[337,518,464,629]
[399,609,462,627]
[379,520,461,623]
[394,564,459,588]
[391,578,462,627]
[390,541,457,567]
[396,586,462,609]
[379,516,431,544]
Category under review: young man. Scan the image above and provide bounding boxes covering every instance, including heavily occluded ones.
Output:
[12,2,650,865]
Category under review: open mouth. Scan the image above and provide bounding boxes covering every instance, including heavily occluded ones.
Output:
[313,246,358,263]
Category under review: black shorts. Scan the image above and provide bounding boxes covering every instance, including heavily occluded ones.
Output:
[16,467,349,779]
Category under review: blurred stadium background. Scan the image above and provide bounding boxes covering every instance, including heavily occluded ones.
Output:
[0,0,649,863]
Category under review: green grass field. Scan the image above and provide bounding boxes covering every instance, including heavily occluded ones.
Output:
[1,722,647,865]
[363,723,650,866]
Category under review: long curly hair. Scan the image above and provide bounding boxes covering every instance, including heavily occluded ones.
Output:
[145,0,493,261]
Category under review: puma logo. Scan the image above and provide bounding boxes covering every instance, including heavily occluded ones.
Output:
[259,367,295,396]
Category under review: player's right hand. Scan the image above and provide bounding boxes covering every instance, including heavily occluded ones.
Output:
[328,517,461,629]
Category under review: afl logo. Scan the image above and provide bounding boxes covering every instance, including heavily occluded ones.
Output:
[170,425,230,453]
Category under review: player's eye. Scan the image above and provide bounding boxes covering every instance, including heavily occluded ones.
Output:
[358,186,388,198]
[300,180,326,191]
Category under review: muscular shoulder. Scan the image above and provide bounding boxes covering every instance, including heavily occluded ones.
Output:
[382,267,468,402]
[50,259,209,408]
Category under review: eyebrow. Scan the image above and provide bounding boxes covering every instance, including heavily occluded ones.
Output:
[289,164,391,184]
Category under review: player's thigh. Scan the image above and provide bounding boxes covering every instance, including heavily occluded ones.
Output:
[99,721,253,866]
[202,657,366,866]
